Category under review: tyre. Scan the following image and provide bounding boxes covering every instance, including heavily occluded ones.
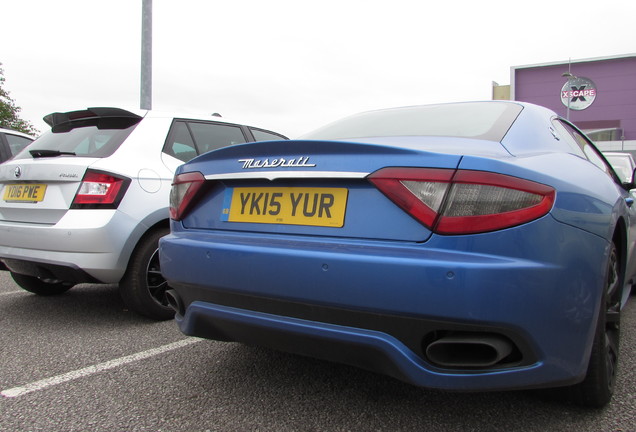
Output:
[569,241,622,408]
[119,227,174,320]
[11,272,74,296]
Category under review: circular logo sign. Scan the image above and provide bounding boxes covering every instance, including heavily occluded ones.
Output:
[561,76,597,111]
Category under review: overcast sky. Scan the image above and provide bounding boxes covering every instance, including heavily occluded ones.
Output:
[2,0,635,137]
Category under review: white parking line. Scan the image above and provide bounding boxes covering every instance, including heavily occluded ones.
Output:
[0,290,24,296]
[1,338,201,398]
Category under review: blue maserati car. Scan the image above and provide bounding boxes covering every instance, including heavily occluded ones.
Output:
[159,101,635,407]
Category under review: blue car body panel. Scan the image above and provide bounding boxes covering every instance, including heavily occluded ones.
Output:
[160,215,607,390]
[159,101,635,392]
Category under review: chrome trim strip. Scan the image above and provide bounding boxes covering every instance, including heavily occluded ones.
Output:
[204,171,369,181]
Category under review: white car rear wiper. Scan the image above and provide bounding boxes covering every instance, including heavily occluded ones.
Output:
[30,149,77,158]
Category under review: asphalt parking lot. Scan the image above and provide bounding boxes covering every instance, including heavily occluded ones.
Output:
[0,272,635,432]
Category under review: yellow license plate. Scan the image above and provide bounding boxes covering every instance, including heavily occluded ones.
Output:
[223,187,348,227]
[3,184,47,203]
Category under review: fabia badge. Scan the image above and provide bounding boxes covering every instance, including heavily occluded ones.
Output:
[561,76,597,111]
[239,156,316,169]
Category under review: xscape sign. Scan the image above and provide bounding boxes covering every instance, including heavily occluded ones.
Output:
[561,76,597,111]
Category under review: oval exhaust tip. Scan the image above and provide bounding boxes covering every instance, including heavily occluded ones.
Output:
[425,333,514,368]
[165,289,185,317]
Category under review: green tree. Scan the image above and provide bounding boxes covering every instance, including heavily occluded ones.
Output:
[0,63,39,136]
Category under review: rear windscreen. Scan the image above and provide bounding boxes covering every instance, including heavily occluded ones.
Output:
[14,119,141,160]
[301,102,523,142]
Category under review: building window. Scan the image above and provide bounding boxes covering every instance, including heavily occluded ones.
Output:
[583,128,623,142]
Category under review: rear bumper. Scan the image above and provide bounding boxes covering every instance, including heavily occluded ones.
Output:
[176,301,558,391]
[0,209,140,283]
[160,216,609,391]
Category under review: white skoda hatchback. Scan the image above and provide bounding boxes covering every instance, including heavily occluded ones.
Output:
[0,107,287,319]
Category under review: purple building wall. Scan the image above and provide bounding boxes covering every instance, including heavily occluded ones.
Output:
[512,55,636,140]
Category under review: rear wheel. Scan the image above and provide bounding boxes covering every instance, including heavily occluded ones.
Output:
[119,227,174,320]
[570,241,621,408]
[11,272,74,296]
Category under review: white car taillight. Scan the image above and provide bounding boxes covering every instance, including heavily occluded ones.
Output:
[71,170,130,209]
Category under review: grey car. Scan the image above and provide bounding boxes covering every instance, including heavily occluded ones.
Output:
[0,127,34,162]
[604,152,636,183]
[0,107,287,319]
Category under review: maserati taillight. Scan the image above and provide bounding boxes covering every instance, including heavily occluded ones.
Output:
[169,171,206,220]
[71,170,130,209]
[369,167,555,234]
